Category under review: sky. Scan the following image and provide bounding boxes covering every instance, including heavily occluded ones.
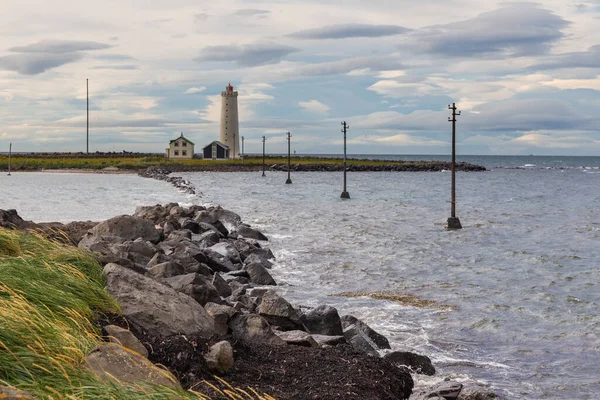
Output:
[1,0,599,155]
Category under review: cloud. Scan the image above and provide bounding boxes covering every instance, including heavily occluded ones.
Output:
[289,23,410,39]
[232,9,270,17]
[531,45,600,70]
[90,65,139,70]
[194,43,299,66]
[9,39,112,53]
[299,100,330,114]
[184,87,206,94]
[0,53,82,75]
[408,3,569,57]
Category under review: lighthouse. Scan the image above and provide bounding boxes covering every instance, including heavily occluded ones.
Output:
[219,83,240,159]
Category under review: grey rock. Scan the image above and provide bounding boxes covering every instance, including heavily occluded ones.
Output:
[243,253,274,269]
[146,261,185,279]
[167,229,192,240]
[104,325,148,357]
[341,315,390,349]
[246,263,276,285]
[103,263,215,338]
[205,302,237,336]
[258,291,304,331]
[88,215,160,243]
[210,242,242,264]
[193,230,221,248]
[235,225,268,241]
[384,351,435,375]
[163,221,177,235]
[302,305,343,336]
[204,341,234,374]
[229,314,286,346]
[311,334,347,347]
[203,249,239,272]
[180,219,200,234]
[84,343,180,388]
[165,273,222,306]
[411,382,463,400]
[147,253,172,268]
[209,207,242,232]
[274,330,320,348]
[212,273,232,297]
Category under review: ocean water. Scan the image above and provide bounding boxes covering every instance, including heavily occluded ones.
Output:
[1,156,599,399]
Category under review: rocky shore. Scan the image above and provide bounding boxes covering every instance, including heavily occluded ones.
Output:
[0,206,499,400]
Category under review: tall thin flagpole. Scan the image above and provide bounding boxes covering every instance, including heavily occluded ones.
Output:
[86,79,89,154]
[285,132,292,184]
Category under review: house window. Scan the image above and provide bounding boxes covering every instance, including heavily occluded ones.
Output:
[174,150,179,156]
[182,150,187,156]
[174,142,179,147]
[182,141,187,147]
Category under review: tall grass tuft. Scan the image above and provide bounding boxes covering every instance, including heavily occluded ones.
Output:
[0,228,275,399]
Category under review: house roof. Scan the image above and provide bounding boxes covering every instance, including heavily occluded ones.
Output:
[170,133,195,145]
[202,140,229,150]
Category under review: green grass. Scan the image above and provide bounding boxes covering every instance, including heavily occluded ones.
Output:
[0,229,274,399]
[0,153,450,171]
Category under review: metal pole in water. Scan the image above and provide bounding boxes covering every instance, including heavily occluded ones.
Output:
[286,131,292,184]
[446,103,462,230]
[7,143,11,176]
[241,136,245,166]
[262,136,266,177]
[340,121,350,199]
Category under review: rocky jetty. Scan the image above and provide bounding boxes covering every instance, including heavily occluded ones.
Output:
[138,166,197,195]
[1,205,500,399]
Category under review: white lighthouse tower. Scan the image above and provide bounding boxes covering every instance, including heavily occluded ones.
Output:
[219,83,240,159]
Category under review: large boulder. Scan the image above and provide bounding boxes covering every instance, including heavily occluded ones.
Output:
[229,314,286,346]
[84,343,180,389]
[203,249,239,272]
[204,302,237,336]
[103,263,215,338]
[209,242,242,264]
[384,351,435,375]
[245,262,276,285]
[133,204,170,224]
[0,209,29,229]
[234,225,268,241]
[104,325,148,357]
[204,341,234,374]
[146,261,185,279]
[302,305,343,336]
[258,291,304,331]
[165,273,222,306]
[208,207,242,232]
[87,215,160,243]
[341,315,390,350]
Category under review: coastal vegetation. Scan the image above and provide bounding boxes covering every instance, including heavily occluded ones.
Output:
[0,153,486,172]
[0,228,271,399]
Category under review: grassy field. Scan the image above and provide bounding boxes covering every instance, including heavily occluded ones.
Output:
[0,153,462,171]
[0,228,273,399]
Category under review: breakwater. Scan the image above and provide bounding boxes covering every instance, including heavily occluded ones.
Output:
[0,205,497,399]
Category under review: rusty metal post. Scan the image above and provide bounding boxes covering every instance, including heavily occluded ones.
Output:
[341,121,350,199]
[446,103,462,230]
[286,132,292,184]
[241,136,245,165]
[262,136,266,177]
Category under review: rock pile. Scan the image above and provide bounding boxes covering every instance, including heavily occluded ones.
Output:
[138,166,197,195]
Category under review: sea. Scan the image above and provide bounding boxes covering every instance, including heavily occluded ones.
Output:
[1,155,598,400]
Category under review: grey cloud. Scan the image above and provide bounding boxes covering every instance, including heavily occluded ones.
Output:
[194,43,299,66]
[94,54,136,61]
[90,65,139,70]
[233,9,271,17]
[57,118,173,128]
[357,99,596,133]
[409,3,569,57]
[0,53,82,75]
[531,45,600,70]
[194,13,210,21]
[289,23,410,39]
[281,56,405,79]
[9,39,112,53]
